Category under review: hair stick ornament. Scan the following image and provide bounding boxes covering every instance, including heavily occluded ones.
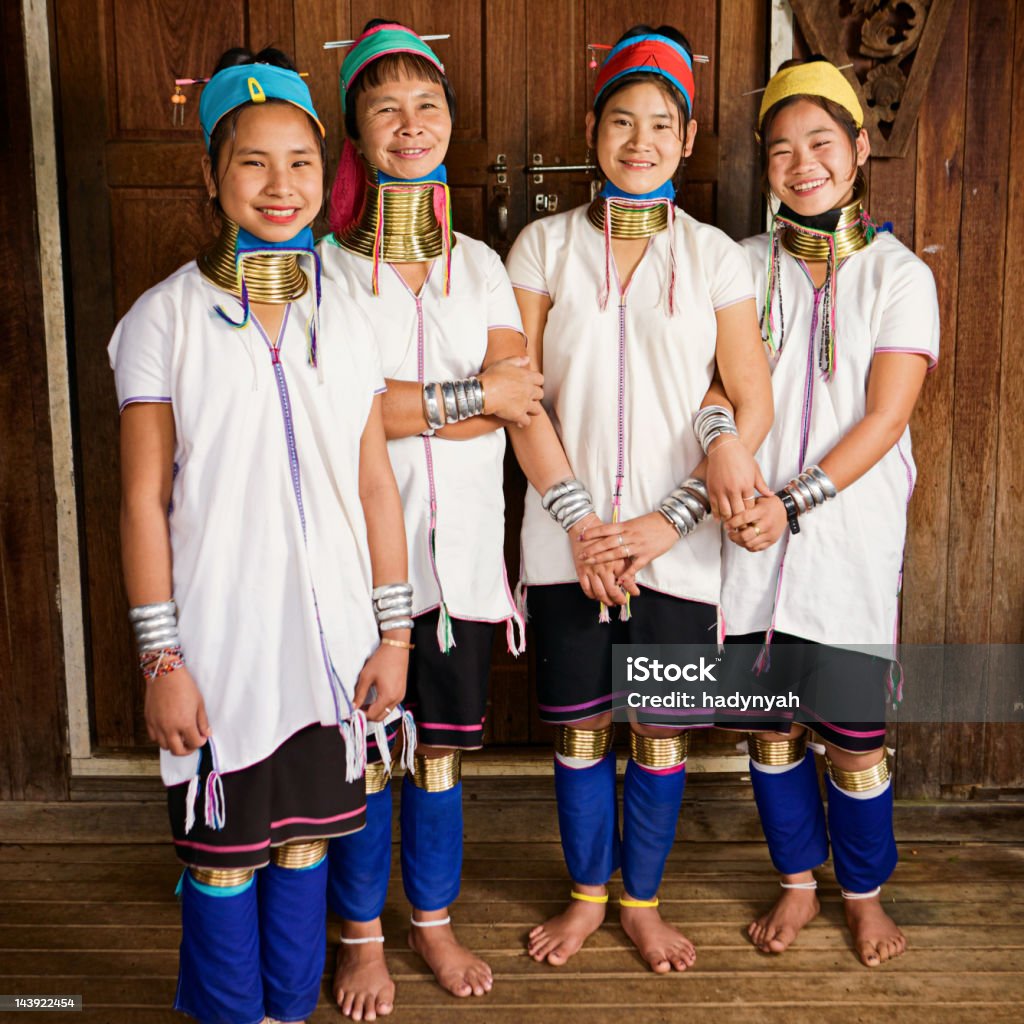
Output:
[741,64,853,97]
[324,33,450,49]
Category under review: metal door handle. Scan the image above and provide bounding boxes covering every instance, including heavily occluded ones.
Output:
[522,163,595,174]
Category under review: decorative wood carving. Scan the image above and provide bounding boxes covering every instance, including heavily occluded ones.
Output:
[788,0,955,157]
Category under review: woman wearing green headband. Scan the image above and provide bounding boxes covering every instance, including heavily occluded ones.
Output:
[318,19,544,1015]
[720,56,939,967]
[110,46,408,1023]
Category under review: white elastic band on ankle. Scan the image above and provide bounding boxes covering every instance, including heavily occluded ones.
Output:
[842,887,882,900]
[339,934,385,945]
[410,914,452,928]
[780,880,818,890]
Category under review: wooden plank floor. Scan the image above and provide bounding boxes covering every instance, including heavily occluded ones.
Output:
[2,775,1023,1024]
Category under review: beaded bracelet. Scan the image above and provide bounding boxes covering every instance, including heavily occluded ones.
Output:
[139,645,186,682]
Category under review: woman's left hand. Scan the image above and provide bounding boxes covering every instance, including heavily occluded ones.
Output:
[577,512,679,578]
[706,436,771,521]
[725,494,788,552]
[353,642,409,721]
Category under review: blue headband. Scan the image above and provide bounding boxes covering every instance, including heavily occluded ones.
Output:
[199,63,325,150]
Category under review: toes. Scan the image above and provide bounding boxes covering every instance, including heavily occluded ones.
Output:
[647,953,672,974]
[546,945,570,966]
[767,925,795,954]
[858,942,881,967]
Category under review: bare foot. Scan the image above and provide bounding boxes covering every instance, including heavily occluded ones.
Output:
[333,924,394,1021]
[409,915,492,998]
[844,895,906,967]
[619,901,696,973]
[748,885,820,954]
[527,892,607,966]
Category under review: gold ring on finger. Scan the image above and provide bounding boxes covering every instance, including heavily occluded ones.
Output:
[753,525,761,536]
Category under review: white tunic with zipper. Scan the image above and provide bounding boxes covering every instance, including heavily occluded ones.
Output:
[109,261,384,787]
[318,232,526,648]
[721,231,940,652]
[506,204,756,605]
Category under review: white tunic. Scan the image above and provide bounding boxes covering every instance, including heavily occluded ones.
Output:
[721,231,940,651]
[318,233,525,645]
[506,205,756,604]
[109,262,384,787]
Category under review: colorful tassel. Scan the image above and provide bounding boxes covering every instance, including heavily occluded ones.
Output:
[184,771,200,834]
[340,709,368,783]
[401,710,418,773]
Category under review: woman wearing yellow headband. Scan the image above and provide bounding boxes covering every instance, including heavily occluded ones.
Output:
[110,46,408,1023]
[720,57,939,967]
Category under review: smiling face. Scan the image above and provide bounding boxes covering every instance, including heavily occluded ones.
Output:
[203,102,323,242]
[587,80,697,196]
[352,73,452,180]
[764,97,870,215]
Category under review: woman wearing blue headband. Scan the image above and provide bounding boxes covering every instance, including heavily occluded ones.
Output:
[505,23,772,973]
[318,18,543,1015]
[719,56,939,968]
[110,46,409,1023]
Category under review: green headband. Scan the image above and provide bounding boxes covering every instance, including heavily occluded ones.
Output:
[339,24,445,112]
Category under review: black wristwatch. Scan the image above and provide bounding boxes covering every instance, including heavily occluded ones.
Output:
[775,490,801,534]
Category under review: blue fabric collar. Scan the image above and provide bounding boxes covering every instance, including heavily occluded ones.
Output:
[378,164,447,186]
[599,180,676,202]
[235,225,315,255]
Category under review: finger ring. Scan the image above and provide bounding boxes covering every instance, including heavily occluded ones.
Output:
[753,525,761,536]
[617,534,624,546]
[744,494,756,502]
[624,546,632,558]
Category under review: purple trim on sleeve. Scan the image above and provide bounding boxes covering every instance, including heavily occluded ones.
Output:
[487,324,525,333]
[374,385,388,394]
[511,283,551,297]
[119,396,172,413]
[874,346,939,371]
[713,293,756,312]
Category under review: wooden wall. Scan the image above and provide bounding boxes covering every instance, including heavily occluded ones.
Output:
[0,0,69,799]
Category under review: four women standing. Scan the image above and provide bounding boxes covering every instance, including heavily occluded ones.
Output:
[114,20,937,1024]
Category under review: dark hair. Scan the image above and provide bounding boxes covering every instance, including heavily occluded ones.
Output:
[758,56,860,196]
[344,19,457,140]
[206,46,328,215]
[592,24,695,188]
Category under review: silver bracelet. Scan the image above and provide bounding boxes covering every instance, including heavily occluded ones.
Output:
[128,600,180,653]
[372,583,414,632]
[658,478,712,537]
[440,382,458,424]
[783,465,837,517]
[422,384,444,431]
[541,478,596,532]
[693,405,739,455]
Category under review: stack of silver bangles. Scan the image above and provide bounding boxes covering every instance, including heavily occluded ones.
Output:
[783,465,837,514]
[659,478,712,537]
[542,479,596,533]
[128,600,179,652]
[372,583,414,632]
[422,378,485,431]
[693,405,738,455]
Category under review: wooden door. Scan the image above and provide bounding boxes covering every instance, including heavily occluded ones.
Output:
[53,0,765,758]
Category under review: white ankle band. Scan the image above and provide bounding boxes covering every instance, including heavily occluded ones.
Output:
[339,934,385,945]
[410,914,452,928]
[780,880,818,890]
[842,887,882,900]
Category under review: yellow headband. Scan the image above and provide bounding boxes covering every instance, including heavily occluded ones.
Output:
[758,62,863,131]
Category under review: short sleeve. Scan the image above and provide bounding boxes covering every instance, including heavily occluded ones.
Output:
[107,285,176,413]
[705,230,757,311]
[873,254,940,370]
[505,220,550,297]
[485,247,526,335]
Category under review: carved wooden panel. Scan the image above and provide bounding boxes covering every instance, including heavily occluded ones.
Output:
[788,0,956,157]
